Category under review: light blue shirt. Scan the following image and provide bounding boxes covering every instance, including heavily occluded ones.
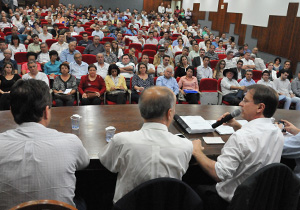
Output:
[44,60,62,75]
[60,49,80,63]
[92,30,104,40]
[282,132,300,179]
[239,78,256,87]
[69,61,89,79]
[156,76,179,95]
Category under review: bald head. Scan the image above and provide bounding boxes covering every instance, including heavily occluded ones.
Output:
[139,86,175,122]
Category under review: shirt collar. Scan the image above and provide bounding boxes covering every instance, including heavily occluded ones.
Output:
[242,118,273,129]
[141,122,168,131]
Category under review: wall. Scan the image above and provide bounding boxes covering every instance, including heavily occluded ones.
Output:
[184,0,300,75]
[59,0,143,12]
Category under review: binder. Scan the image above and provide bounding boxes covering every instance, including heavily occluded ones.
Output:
[174,114,214,134]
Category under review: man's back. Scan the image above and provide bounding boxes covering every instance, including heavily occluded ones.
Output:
[99,122,192,203]
[0,122,89,210]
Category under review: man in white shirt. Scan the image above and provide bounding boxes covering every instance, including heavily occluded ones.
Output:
[197,56,212,82]
[70,52,89,85]
[145,31,158,45]
[99,86,192,203]
[158,2,165,15]
[0,79,89,210]
[74,21,84,34]
[38,25,53,42]
[273,70,300,110]
[116,54,135,86]
[223,51,237,70]
[37,42,50,66]
[94,53,109,79]
[0,16,12,31]
[193,84,284,209]
[123,31,145,46]
[250,53,265,71]
[49,34,68,56]
[92,25,104,40]
[22,61,49,86]
[221,68,245,105]
[225,42,238,55]
[157,55,173,76]
[189,44,200,60]
[241,52,255,71]
[199,35,209,49]
[136,54,155,77]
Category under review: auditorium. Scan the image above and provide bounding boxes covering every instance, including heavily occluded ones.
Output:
[0,0,300,209]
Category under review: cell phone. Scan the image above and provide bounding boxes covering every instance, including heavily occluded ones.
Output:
[175,133,186,138]
[278,120,286,133]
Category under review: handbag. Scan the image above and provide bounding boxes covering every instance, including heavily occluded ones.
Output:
[108,89,126,95]
[178,91,186,101]
[54,93,73,101]
[86,92,98,99]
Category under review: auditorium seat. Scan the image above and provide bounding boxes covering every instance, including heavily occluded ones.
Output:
[82,54,97,64]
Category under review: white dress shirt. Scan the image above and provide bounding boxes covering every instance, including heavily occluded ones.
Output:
[49,42,69,56]
[99,122,193,203]
[220,77,240,95]
[0,122,90,209]
[215,118,284,202]
[38,33,53,42]
[94,62,109,79]
[22,72,49,87]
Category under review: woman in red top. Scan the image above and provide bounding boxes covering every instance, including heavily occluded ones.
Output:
[78,64,106,105]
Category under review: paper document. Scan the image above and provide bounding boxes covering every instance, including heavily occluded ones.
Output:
[207,120,248,135]
[180,116,214,133]
[203,137,225,144]
[63,89,72,94]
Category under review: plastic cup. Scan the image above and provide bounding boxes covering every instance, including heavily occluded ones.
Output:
[70,114,81,130]
[105,126,116,142]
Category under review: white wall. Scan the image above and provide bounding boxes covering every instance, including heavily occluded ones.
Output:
[182,0,300,27]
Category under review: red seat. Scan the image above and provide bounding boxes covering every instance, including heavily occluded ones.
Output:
[82,54,96,64]
[196,39,204,44]
[85,22,93,26]
[0,37,4,42]
[55,23,64,27]
[86,28,94,33]
[0,32,5,37]
[252,70,261,80]
[124,38,132,46]
[88,36,94,41]
[41,13,47,17]
[172,34,181,38]
[76,46,85,54]
[3,27,12,35]
[73,35,83,43]
[142,50,156,58]
[199,78,218,92]
[210,60,218,69]
[102,37,115,42]
[175,51,182,57]
[28,38,42,44]
[5,32,12,36]
[14,52,27,64]
[218,54,227,60]
[45,39,57,49]
[153,76,158,85]
[129,43,142,52]
[217,78,230,105]
[79,31,91,36]
[143,44,157,51]
[148,57,154,64]
[124,49,139,58]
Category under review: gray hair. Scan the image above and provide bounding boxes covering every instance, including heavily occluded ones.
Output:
[74,52,82,57]
[250,53,256,58]
[27,60,37,67]
[139,86,175,120]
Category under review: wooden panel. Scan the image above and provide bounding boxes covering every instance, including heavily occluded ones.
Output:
[252,3,300,74]
[143,0,179,14]
[38,0,59,8]
[208,0,247,46]
[192,3,206,24]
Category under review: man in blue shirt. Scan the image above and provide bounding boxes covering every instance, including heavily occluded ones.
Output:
[156,67,179,96]
[60,41,80,65]
[5,26,29,44]
[239,70,255,88]
[69,52,88,85]
[280,120,300,179]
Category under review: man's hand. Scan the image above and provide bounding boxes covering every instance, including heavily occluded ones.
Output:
[218,112,242,131]
[281,120,300,136]
[192,139,204,156]
[82,93,87,98]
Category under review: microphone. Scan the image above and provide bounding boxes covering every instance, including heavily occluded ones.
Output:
[212,109,241,129]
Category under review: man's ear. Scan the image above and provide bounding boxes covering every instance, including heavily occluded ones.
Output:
[257,103,265,115]
[44,105,51,120]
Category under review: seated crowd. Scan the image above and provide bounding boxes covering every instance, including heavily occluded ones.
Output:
[0,3,300,210]
[1,3,300,110]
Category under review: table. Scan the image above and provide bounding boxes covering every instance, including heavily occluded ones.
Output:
[0,104,299,160]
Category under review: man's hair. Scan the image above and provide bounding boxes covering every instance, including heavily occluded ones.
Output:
[26,52,37,59]
[284,60,291,65]
[203,56,210,61]
[227,51,233,55]
[31,34,38,39]
[10,79,52,124]
[139,86,175,120]
[163,55,170,59]
[27,60,37,67]
[247,84,278,118]
[237,59,243,65]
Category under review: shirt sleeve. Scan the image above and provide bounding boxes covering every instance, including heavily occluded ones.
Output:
[282,133,300,159]
[60,50,67,62]
[215,133,245,181]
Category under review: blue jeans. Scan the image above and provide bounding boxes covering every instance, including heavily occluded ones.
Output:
[284,96,300,110]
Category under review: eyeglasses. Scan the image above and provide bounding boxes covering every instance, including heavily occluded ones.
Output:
[242,98,253,104]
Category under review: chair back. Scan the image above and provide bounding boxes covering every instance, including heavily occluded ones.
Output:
[199,78,218,92]
[113,177,203,210]
[9,200,78,210]
[210,60,218,69]
[14,52,28,64]
[82,54,97,64]
[228,163,300,210]
[45,39,58,49]
[252,70,262,80]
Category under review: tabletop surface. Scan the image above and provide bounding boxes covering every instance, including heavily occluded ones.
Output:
[0,105,299,159]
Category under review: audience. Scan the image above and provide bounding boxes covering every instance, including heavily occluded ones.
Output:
[156,66,179,95]
[70,52,88,85]
[94,53,109,79]
[22,60,49,86]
